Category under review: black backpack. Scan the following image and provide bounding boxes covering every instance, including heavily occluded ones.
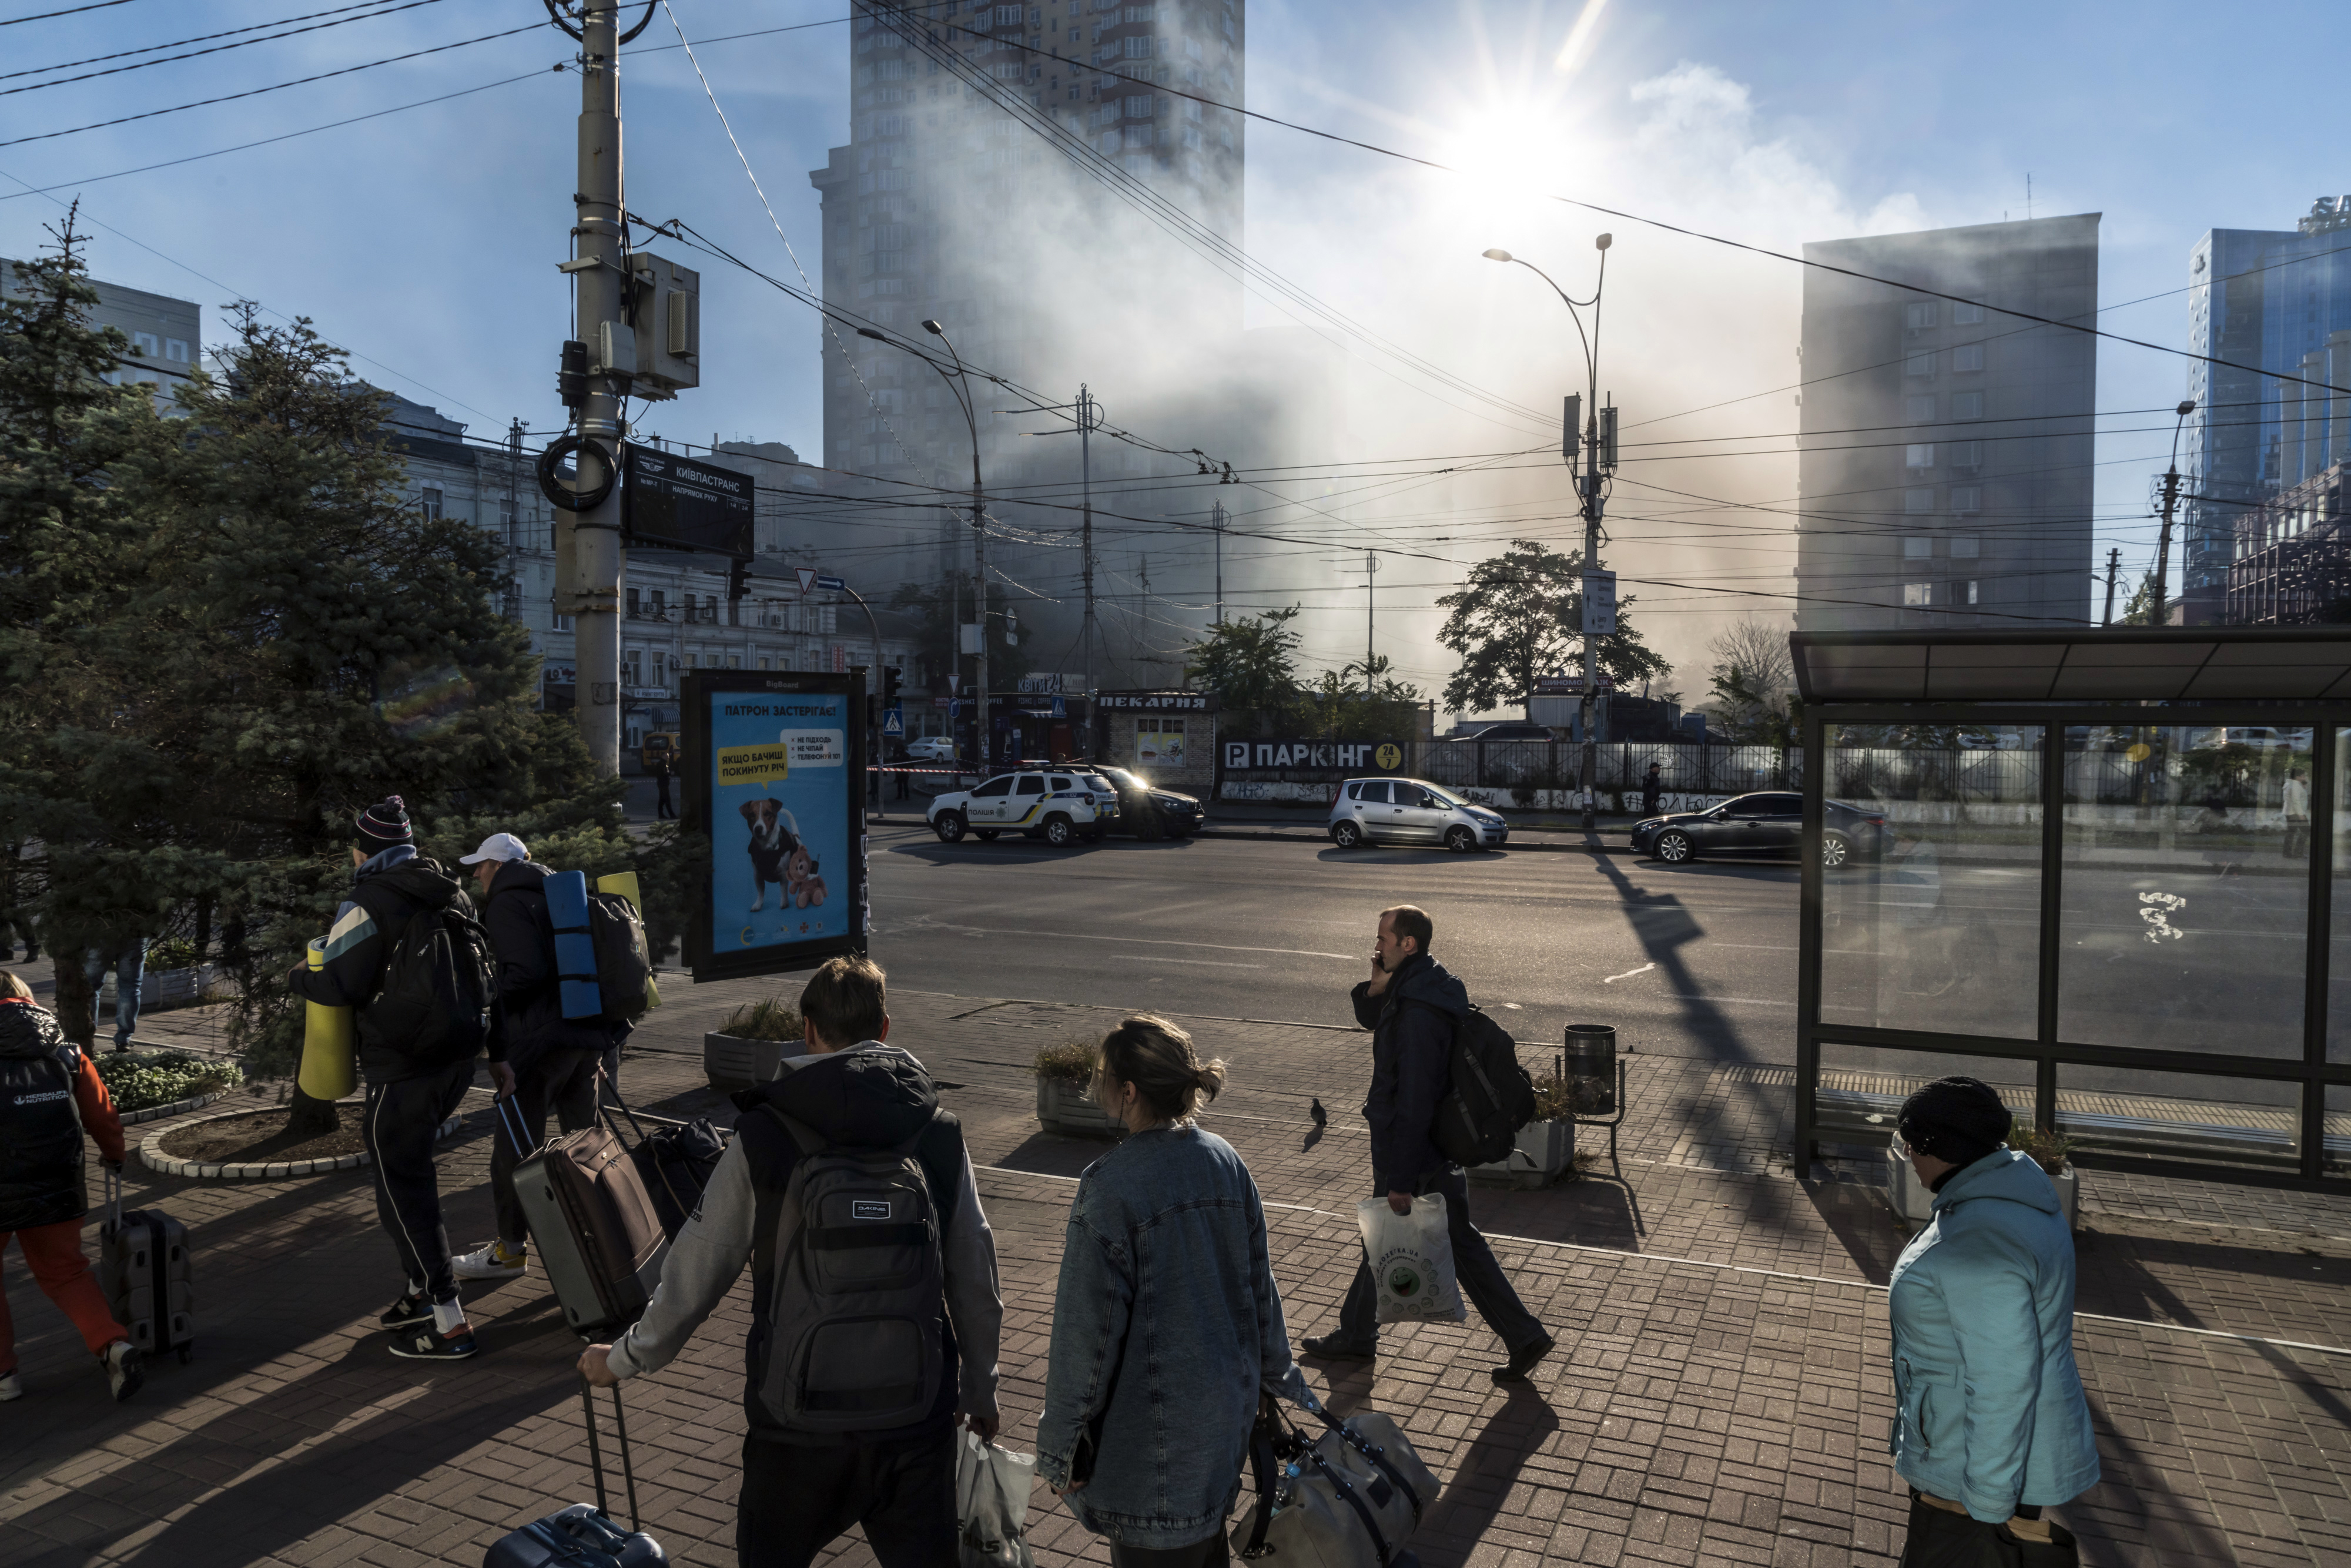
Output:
[582,890,652,1022]
[360,902,496,1061]
[1424,1003,1538,1167]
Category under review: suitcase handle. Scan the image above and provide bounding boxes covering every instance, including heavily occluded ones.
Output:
[579,1376,642,1533]
[104,1163,121,1235]
[493,1094,539,1163]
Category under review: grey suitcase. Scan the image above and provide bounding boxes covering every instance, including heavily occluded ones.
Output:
[497,1097,669,1339]
[97,1168,195,1363]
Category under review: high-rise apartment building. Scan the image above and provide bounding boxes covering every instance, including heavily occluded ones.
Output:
[2188,196,2351,625]
[1794,215,2099,631]
[807,0,1248,614]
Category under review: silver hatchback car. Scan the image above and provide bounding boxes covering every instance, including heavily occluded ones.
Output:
[1327,777,1510,852]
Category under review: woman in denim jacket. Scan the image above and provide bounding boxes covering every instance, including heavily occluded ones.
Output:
[1037,1016,1311,1567]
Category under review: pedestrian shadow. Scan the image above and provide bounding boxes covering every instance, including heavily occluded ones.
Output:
[1416,1388,1560,1563]
[1465,1177,1640,1253]
[990,1128,1120,1181]
[1800,1177,1908,1284]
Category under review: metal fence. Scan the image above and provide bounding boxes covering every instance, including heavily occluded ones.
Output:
[1409,739,1797,796]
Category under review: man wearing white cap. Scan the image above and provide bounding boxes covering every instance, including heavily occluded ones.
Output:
[450,833,633,1282]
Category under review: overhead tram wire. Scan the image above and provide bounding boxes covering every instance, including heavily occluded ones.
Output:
[0,17,546,148]
[1,0,455,93]
[1,0,147,22]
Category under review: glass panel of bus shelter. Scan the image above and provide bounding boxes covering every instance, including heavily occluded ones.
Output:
[2329,1087,2350,1180]
[2331,729,2351,1064]
[2059,725,2310,1057]
[2058,1063,2303,1173]
[1814,1042,2035,1152]
[1818,723,2043,1040]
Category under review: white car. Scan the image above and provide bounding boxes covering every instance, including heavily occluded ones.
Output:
[929,768,1118,847]
[902,736,958,763]
[1327,777,1509,852]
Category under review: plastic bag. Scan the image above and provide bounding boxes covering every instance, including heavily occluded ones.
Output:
[1357,1193,1465,1325]
[956,1428,1038,1567]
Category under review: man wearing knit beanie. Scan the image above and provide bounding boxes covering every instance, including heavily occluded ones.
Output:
[290,793,510,1361]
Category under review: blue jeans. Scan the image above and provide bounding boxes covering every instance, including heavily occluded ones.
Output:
[86,939,148,1048]
[1337,1168,1545,1352]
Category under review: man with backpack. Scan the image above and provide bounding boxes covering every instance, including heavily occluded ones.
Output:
[449,832,632,1284]
[1300,904,1556,1383]
[288,796,509,1361]
[577,955,1002,1568]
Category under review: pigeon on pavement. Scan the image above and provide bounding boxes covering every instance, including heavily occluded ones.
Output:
[1310,1097,1328,1125]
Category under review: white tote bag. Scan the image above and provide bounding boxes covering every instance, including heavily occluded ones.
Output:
[1357,1192,1466,1325]
[955,1428,1039,1568]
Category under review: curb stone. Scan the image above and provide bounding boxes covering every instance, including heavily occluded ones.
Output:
[140,1105,464,1182]
[119,1088,232,1127]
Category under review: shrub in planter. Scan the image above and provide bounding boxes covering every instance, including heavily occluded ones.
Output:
[1470,1068,1578,1188]
[1034,1038,1121,1138]
[93,1050,240,1113]
[704,997,807,1091]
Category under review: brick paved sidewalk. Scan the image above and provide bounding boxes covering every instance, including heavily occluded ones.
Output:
[3,983,2346,1567]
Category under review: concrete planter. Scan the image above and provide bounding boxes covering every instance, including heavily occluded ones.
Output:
[705,1031,794,1093]
[1036,1076,1123,1140]
[2048,1165,2079,1230]
[1466,1120,1575,1190]
[141,1104,462,1182]
[120,1088,232,1127]
[101,963,222,1011]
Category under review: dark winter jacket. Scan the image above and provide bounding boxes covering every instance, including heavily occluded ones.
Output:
[287,846,491,1084]
[478,860,627,1074]
[601,1041,1003,1449]
[0,997,125,1230]
[1351,951,1468,1193]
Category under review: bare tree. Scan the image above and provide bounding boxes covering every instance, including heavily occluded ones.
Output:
[1702,617,1797,743]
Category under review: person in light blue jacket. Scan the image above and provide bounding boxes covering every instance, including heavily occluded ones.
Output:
[1886,1077,2099,1562]
[1037,1015,1311,1567]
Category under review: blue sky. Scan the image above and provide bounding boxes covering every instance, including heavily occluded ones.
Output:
[2,0,2339,682]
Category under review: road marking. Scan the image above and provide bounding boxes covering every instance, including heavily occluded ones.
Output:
[1603,963,1656,984]
[1131,956,1264,969]
[896,917,1354,961]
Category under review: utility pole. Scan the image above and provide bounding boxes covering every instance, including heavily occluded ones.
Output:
[2149,399,2197,628]
[1211,498,1228,626]
[1364,551,1379,694]
[1077,384,1099,696]
[561,0,628,775]
[2101,546,2122,626]
[1577,394,1616,832]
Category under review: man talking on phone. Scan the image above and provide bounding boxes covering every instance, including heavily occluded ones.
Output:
[1299,904,1555,1383]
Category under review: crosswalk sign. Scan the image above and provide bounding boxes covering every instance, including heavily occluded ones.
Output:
[882,708,904,736]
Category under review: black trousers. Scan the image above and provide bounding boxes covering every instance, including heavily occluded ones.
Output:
[1337,1168,1544,1352]
[1898,1491,2074,1567]
[1113,1535,1231,1566]
[361,1057,475,1304]
[490,1048,602,1247]
[737,1430,957,1568]
[655,779,677,819]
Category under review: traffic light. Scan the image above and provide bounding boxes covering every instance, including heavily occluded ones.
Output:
[882,666,902,709]
[726,558,749,605]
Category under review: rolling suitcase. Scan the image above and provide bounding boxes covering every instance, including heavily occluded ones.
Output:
[96,1168,194,1364]
[601,1084,726,1241]
[483,1379,666,1567]
[498,1097,669,1338]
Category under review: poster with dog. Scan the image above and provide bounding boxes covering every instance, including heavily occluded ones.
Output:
[689,672,863,979]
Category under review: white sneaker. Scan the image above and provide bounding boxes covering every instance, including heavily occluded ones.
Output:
[0,1370,21,1402]
[102,1341,143,1403]
[452,1241,528,1281]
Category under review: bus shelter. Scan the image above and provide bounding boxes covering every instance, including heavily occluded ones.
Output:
[1791,627,2351,1191]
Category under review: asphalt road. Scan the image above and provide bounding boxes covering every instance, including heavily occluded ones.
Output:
[862,823,1804,1067]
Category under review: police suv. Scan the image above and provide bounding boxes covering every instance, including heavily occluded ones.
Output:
[928,766,1119,847]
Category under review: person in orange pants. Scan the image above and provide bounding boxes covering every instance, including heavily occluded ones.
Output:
[0,970,140,1402]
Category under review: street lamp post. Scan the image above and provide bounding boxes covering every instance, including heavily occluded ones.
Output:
[1485,236,1614,832]
[858,321,987,771]
[2149,398,2198,627]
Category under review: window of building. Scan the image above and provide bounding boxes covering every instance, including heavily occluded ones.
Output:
[1951,390,1985,420]
[1905,350,1936,377]
[1904,536,1933,559]
[1952,301,1985,324]
[1903,582,1933,607]
[1905,394,1936,423]
[554,612,574,632]
[1948,440,1984,471]
[1951,535,1981,558]
[650,589,667,616]
[1905,487,1936,514]
[132,330,159,357]
[1951,486,1982,514]
[622,651,642,685]
[728,654,742,668]
[1124,93,1153,116]
[1904,301,1937,330]
[1961,579,1981,605]
[627,587,641,617]
[1952,343,1985,373]
[419,487,443,521]
[1905,443,1935,471]
[704,595,719,622]
[164,338,190,363]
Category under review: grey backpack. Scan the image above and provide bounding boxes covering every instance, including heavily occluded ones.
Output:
[756,1110,948,1433]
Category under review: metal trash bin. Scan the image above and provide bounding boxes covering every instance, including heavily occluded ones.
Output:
[1563,1024,1617,1116]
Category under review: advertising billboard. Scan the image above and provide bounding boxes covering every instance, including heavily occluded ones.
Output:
[684,670,868,983]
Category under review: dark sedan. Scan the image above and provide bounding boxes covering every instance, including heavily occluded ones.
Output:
[1090,765,1205,837]
[1629,792,1890,868]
